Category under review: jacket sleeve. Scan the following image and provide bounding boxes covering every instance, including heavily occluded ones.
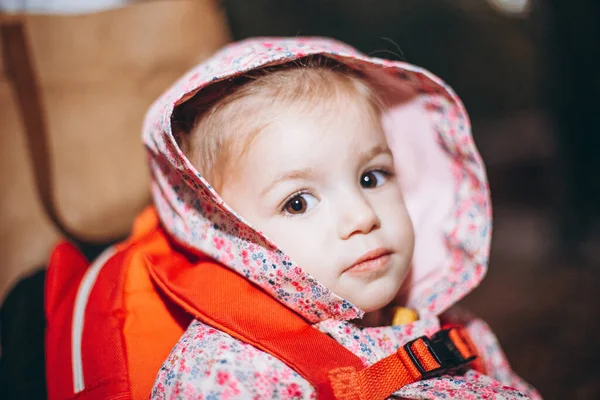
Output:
[151,319,316,400]
[441,306,542,400]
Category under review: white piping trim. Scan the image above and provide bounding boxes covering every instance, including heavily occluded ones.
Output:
[71,246,117,394]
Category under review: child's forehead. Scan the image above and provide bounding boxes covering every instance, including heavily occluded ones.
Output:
[239,104,391,172]
[222,74,385,151]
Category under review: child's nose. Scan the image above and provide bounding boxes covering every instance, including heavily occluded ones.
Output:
[337,195,381,240]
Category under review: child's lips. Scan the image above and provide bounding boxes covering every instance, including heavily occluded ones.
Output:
[345,248,393,274]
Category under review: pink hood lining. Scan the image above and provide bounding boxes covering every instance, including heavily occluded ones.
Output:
[142,37,491,323]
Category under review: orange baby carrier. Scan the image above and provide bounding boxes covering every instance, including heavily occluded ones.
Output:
[45,207,479,400]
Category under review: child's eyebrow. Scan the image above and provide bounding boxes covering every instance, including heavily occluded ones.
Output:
[261,168,317,196]
[359,144,393,166]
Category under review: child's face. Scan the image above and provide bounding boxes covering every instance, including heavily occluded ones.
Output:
[219,101,414,313]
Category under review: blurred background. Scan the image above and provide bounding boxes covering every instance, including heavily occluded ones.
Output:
[0,0,598,399]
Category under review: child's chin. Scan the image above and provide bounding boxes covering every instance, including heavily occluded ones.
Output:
[354,286,399,313]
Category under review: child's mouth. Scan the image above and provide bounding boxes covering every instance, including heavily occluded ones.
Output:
[345,248,393,274]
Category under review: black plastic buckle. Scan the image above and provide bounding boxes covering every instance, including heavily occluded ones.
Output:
[403,328,476,379]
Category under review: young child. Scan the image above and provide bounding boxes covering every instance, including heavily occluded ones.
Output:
[144,38,541,399]
[43,37,541,400]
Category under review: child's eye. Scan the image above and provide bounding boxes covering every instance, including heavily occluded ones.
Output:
[283,193,318,215]
[360,170,390,189]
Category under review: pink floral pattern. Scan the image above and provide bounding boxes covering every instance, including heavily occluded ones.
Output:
[144,37,541,399]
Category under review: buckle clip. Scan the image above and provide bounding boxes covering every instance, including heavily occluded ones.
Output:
[403,327,477,379]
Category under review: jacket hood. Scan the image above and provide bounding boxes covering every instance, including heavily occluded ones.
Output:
[142,37,491,323]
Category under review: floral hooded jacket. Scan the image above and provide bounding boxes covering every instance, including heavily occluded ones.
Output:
[144,37,541,399]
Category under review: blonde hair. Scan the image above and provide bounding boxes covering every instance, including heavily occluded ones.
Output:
[173,56,384,190]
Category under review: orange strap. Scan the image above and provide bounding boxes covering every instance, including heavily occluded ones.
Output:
[147,229,478,399]
[329,328,477,400]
